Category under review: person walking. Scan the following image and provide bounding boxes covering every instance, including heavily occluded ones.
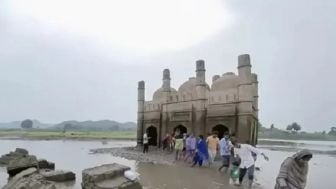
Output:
[232,140,269,188]
[275,150,312,189]
[143,131,150,153]
[184,134,196,162]
[192,135,209,167]
[206,132,219,166]
[162,133,172,151]
[174,133,184,160]
[218,132,232,173]
[182,133,188,158]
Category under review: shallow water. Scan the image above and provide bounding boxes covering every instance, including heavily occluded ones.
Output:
[0,139,335,189]
[259,139,336,151]
[0,140,135,189]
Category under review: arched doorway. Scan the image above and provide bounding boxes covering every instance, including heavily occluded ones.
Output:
[146,126,157,146]
[174,125,187,136]
[212,124,229,139]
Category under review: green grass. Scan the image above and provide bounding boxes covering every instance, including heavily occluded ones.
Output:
[259,131,336,141]
[0,129,136,140]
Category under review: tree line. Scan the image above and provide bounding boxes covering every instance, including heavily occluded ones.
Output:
[267,122,336,135]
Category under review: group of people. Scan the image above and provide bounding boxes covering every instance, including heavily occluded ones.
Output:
[162,132,197,161]
[143,131,313,189]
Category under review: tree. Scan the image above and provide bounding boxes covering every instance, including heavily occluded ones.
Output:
[291,122,301,132]
[328,127,336,135]
[269,124,275,134]
[21,119,33,129]
[286,122,302,133]
[286,125,292,131]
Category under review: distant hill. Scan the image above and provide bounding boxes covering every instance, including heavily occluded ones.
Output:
[0,119,137,131]
[52,120,137,131]
[0,120,52,129]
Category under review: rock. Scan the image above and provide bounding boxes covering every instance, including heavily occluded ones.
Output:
[3,173,57,189]
[3,167,38,189]
[82,163,142,189]
[0,149,29,165]
[6,167,37,188]
[15,148,29,155]
[38,159,55,170]
[7,155,38,177]
[40,169,76,182]
[0,154,13,165]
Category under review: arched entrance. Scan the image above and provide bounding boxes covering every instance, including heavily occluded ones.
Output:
[146,126,157,146]
[212,124,229,139]
[174,125,187,136]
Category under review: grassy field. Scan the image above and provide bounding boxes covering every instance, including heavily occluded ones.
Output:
[1,128,336,142]
[259,131,336,141]
[0,129,136,140]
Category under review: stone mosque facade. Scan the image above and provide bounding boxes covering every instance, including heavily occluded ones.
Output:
[137,54,259,146]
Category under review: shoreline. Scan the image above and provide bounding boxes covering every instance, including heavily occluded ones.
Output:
[0,136,136,141]
[1,136,335,143]
[0,130,136,141]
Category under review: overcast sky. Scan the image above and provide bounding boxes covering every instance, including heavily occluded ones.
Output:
[0,0,335,131]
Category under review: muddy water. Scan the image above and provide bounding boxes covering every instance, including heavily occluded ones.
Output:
[0,139,135,189]
[0,139,335,189]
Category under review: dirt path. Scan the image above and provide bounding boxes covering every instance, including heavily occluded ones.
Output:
[90,146,179,165]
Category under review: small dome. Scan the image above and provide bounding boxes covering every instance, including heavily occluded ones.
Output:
[222,72,235,76]
[153,87,177,101]
[211,73,239,91]
[178,77,209,93]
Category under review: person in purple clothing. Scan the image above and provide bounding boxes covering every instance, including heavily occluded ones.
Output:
[184,134,196,162]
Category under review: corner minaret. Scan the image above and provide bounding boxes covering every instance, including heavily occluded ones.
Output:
[162,69,171,92]
[238,54,253,102]
[237,54,255,143]
[195,60,207,100]
[252,73,258,115]
[137,81,145,145]
[196,60,206,86]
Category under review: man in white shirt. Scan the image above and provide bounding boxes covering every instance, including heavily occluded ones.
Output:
[232,140,269,187]
[218,132,232,172]
[143,132,150,153]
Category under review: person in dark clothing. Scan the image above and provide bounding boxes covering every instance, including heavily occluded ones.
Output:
[191,135,209,167]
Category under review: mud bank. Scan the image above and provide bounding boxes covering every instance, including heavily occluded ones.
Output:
[90,146,176,166]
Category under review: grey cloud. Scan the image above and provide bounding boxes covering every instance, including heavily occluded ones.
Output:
[0,0,335,131]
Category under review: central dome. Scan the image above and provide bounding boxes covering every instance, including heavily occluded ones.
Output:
[178,77,209,93]
[211,72,239,91]
[152,87,177,101]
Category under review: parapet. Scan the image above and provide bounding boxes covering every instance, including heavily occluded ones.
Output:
[238,54,251,68]
[138,81,145,89]
[196,60,205,71]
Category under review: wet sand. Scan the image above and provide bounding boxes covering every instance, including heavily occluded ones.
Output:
[91,143,336,189]
[138,163,236,189]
